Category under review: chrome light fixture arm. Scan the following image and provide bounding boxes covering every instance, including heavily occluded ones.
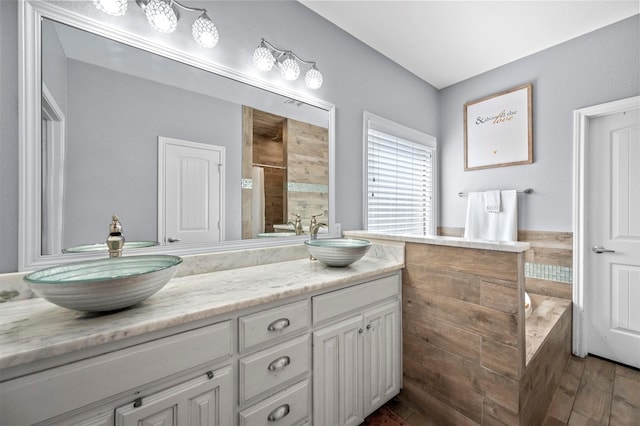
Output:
[260,38,317,69]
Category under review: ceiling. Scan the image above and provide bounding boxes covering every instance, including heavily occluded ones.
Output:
[299,1,639,89]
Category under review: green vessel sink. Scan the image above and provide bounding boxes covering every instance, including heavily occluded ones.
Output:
[63,241,159,253]
[304,238,372,267]
[24,255,182,312]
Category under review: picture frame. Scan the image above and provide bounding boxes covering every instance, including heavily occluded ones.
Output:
[464,83,533,171]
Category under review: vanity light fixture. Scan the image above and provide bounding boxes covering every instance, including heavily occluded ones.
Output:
[252,38,323,90]
[93,0,127,16]
[93,0,219,48]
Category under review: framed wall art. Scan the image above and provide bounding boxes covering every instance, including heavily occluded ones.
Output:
[464,83,533,171]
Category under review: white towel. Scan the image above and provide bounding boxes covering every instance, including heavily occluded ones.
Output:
[464,190,518,241]
[484,190,501,213]
[251,167,265,238]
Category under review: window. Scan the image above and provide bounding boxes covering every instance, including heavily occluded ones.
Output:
[364,112,436,235]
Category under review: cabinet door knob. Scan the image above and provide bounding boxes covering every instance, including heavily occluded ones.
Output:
[205,370,214,379]
[267,318,290,331]
[366,324,372,330]
[268,356,291,371]
[267,404,290,421]
[358,328,363,334]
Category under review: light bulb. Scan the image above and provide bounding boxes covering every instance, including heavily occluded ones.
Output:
[144,0,178,33]
[93,0,127,16]
[280,54,300,81]
[305,65,323,89]
[192,13,219,48]
[253,42,275,72]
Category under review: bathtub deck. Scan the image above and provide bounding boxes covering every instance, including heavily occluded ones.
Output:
[525,294,572,365]
[521,293,573,425]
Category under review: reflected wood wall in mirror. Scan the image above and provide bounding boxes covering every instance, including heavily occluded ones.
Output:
[242,107,328,239]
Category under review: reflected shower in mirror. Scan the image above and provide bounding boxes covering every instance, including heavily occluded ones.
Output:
[40,18,330,255]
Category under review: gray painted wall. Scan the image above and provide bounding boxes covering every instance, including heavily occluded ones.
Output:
[42,19,68,115]
[63,59,242,246]
[1,0,19,272]
[439,15,639,232]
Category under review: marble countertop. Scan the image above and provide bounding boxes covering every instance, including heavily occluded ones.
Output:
[343,231,530,253]
[0,253,403,372]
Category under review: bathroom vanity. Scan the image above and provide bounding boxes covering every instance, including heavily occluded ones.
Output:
[0,244,403,426]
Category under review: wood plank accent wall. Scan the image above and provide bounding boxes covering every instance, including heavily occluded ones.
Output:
[286,118,329,224]
[520,230,572,300]
[402,243,526,424]
[438,228,573,300]
[402,242,571,425]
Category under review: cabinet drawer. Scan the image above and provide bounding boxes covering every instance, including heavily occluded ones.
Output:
[312,274,400,325]
[239,379,310,426]
[239,334,310,403]
[0,321,232,426]
[115,365,233,426]
[239,300,310,352]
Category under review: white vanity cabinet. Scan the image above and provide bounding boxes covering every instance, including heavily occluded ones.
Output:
[0,269,402,426]
[311,273,402,426]
[0,321,233,426]
[238,300,312,426]
[114,365,233,426]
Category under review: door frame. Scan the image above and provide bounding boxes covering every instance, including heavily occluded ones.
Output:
[572,95,640,357]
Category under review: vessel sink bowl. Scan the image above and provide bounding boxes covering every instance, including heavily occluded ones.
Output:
[63,241,159,253]
[304,238,372,267]
[24,255,182,312]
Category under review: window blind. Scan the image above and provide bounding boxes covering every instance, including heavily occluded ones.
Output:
[367,128,434,235]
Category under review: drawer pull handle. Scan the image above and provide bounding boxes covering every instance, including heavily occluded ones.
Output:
[133,397,143,408]
[268,318,290,331]
[205,370,214,379]
[267,404,290,421]
[268,356,291,371]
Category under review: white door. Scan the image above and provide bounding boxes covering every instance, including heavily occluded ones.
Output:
[159,137,225,245]
[587,106,640,368]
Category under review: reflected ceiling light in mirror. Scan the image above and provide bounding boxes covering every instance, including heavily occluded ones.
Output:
[93,0,127,16]
[253,38,323,89]
[94,0,219,48]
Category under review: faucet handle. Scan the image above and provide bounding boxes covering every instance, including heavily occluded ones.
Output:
[109,214,123,234]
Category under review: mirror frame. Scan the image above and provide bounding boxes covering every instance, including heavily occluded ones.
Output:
[18,0,336,271]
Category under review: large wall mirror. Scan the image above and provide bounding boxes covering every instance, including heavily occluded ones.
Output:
[19,0,335,270]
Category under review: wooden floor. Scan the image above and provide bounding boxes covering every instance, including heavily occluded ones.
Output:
[363,355,640,426]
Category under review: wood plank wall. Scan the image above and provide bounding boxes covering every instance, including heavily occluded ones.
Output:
[402,243,526,424]
[520,230,572,300]
[403,241,572,424]
[286,118,329,224]
[438,228,573,300]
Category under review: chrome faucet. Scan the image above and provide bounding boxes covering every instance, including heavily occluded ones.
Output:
[309,222,328,239]
[309,213,324,234]
[106,214,125,258]
[287,214,304,235]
